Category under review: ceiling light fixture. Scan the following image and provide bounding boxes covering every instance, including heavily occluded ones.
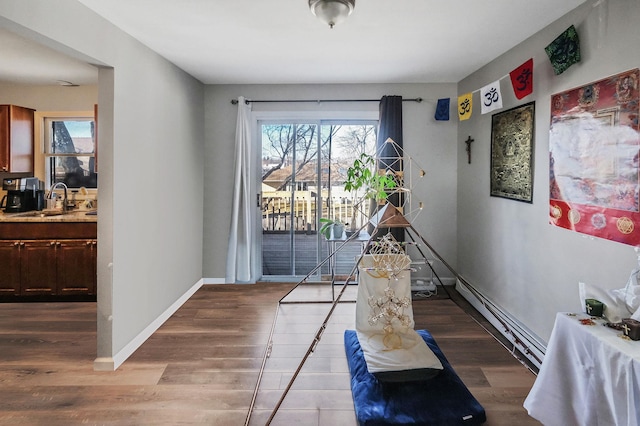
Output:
[57,80,79,87]
[309,0,355,29]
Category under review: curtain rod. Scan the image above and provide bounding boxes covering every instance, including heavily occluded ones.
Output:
[230,97,423,105]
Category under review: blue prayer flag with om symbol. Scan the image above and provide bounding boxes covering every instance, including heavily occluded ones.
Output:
[480,80,503,114]
[457,93,472,121]
[435,98,450,121]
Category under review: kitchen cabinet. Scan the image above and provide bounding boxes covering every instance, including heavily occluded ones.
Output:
[20,240,57,295]
[1,239,97,297]
[0,105,35,173]
[0,221,97,300]
[0,240,20,295]
[56,239,97,295]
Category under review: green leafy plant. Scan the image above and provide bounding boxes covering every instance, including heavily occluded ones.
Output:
[344,153,397,203]
[319,218,344,240]
[343,153,397,232]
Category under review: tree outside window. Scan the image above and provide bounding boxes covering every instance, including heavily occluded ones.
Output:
[46,119,97,189]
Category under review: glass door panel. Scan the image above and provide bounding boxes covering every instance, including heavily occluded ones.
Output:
[261,123,319,277]
[318,124,377,277]
[260,121,377,280]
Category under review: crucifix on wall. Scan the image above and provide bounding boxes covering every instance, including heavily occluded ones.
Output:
[464,136,474,164]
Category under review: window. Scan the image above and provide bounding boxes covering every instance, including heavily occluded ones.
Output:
[43,116,97,189]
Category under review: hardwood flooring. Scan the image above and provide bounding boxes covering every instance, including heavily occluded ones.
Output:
[0,283,541,425]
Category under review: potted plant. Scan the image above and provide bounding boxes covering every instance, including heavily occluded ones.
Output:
[343,153,397,233]
[319,218,344,240]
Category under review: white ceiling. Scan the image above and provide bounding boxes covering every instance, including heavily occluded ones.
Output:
[0,28,99,85]
[1,0,587,86]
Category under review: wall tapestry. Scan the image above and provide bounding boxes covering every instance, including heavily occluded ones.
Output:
[549,68,640,246]
[490,101,535,203]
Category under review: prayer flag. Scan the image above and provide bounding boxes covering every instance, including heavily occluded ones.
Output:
[510,58,534,100]
[480,80,503,114]
[435,98,450,121]
[545,25,581,75]
[458,93,472,121]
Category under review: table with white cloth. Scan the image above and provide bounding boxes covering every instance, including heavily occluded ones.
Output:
[524,312,640,426]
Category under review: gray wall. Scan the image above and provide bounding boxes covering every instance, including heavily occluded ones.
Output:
[457,0,640,343]
[204,84,459,282]
[0,0,205,368]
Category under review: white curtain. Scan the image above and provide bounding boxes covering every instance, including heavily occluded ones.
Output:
[225,96,253,283]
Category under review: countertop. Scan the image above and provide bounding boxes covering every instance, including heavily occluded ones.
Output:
[0,209,98,223]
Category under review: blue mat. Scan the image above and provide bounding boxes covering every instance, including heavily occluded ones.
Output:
[344,329,486,426]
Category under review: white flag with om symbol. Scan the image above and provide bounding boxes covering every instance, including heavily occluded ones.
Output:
[480,80,503,114]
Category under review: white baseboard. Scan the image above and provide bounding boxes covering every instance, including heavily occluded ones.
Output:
[93,278,204,371]
[455,278,546,370]
[93,357,115,371]
[203,278,226,284]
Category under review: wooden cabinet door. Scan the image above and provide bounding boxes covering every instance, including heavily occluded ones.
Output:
[0,105,9,172]
[0,240,21,295]
[20,240,56,295]
[90,240,97,294]
[56,239,96,295]
[0,105,34,173]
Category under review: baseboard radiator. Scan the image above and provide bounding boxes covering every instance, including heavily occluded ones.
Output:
[455,278,546,371]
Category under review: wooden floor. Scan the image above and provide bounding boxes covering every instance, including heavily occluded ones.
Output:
[0,283,541,425]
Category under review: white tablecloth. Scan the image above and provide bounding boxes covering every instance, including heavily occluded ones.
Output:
[524,312,640,426]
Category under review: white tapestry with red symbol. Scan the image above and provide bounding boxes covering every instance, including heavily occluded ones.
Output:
[549,69,640,245]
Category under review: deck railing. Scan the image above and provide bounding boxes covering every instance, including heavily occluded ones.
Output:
[262,191,368,233]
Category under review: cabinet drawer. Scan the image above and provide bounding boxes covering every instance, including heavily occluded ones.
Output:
[0,222,97,239]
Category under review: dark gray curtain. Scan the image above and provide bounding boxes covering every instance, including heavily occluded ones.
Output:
[373,95,404,242]
[378,95,403,161]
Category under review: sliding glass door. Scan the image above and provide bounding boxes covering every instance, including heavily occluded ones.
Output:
[260,123,319,278]
[260,120,377,280]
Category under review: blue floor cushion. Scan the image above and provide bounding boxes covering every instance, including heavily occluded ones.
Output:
[344,329,486,425]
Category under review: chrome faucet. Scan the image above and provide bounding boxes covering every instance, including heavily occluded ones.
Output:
[47,182,69,211]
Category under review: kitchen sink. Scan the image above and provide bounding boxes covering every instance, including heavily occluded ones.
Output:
[40,210,70,216]
[6,210,69,217]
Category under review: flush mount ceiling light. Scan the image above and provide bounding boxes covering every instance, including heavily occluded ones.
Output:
[309,0,355,29]
[57,80,79,87]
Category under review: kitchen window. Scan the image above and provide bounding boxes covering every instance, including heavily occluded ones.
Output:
[38,112,97,190]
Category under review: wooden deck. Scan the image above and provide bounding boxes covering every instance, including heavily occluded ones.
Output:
[262,232,364,277]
